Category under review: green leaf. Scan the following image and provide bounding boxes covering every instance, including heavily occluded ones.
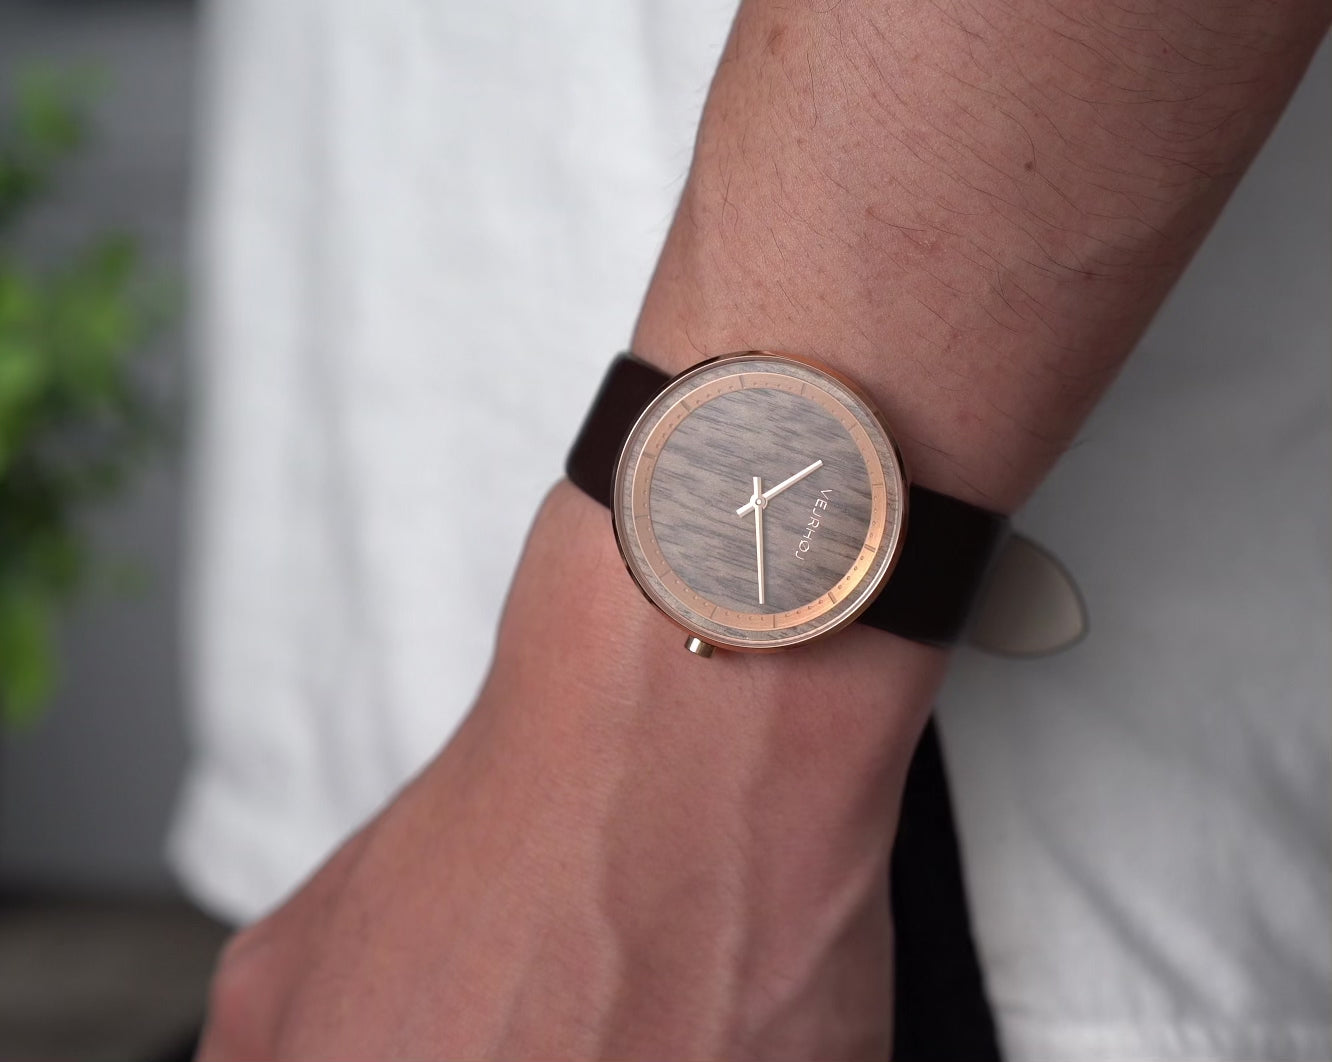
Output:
[0,158,45,231]
[28,527,83,595]
[0,264,40,327]
[0,64,170,728]
[45,236,145,407]
[0,338,47,406]
[0,337,47,472]
[88,233,137,285]
[0,65,99,231]
[15,66,93,158]
[0,586,56,728]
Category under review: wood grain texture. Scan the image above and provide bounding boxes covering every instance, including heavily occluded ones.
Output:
[613,354,907,649]
[651,387,870,614]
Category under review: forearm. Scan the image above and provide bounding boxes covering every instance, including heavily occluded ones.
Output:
[634,0,1327,512]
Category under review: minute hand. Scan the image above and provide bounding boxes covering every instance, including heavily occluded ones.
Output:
[736,459,823,517]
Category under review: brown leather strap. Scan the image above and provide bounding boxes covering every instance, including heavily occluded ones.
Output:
[862,485,1007,645]
[565,353,1008,646]
[565,353,669,508]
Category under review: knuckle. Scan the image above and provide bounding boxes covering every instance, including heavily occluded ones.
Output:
[199,924,281,1060]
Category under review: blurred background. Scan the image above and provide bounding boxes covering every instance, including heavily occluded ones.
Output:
[0,2,226,1060]
[0,1,1326,1060]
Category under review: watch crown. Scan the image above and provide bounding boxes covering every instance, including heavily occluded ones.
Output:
[684,636,716,658]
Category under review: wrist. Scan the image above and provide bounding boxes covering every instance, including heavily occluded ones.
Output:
[465,480,943,1044]
[479,480,946,822]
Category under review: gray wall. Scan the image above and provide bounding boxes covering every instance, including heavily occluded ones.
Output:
[0,0,196,893]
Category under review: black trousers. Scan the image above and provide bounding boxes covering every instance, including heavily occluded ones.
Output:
[892,718,1001,1062]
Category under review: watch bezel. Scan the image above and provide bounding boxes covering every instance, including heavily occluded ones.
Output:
[610,351,910,652]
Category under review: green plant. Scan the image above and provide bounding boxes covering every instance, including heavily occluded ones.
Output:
[0,68,167,727]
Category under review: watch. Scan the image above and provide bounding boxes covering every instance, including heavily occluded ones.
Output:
[566,351,1009,656]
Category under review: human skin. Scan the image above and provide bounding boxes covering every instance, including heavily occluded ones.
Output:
[197,2,1329,1059]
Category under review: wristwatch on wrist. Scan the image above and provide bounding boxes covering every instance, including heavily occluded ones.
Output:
[566,350,1013,656]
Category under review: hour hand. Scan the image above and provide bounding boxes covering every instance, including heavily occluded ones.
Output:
[736,459,823,517]
[750,475,766,605]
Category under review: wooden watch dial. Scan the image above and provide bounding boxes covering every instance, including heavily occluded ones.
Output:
[611,352,908,650]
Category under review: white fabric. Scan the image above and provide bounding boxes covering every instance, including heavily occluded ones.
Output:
[937,50,1331,1060]
[169,2,1331,1058]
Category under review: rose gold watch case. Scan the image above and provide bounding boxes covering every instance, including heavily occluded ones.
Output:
[610,351,910,652]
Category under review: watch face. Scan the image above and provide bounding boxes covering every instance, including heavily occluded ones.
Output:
[611,352,908,650]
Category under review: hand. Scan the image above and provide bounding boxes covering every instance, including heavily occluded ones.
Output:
[197,485,939,1061]
[736,460,822,518]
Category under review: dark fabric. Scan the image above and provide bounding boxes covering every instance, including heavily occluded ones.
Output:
[564,352,674,508]
[565,352,1009,646]
[892,719,1002,1062]
[146,1028,202,1062]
